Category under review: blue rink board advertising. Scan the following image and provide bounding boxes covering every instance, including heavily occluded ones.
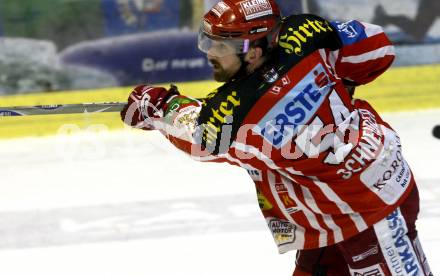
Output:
[60,30,212,85]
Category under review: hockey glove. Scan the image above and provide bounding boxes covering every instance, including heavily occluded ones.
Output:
[120,84,180,130]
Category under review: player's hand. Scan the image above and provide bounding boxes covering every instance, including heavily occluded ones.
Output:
[120,84,180,130]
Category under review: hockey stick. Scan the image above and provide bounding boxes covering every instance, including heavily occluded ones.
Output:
[433,125,440,139]
[0,102,127,117]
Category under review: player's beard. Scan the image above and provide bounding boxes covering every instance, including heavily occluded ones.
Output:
[210,60,236,82]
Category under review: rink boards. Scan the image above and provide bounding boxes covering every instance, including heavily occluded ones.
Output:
[0,64,439,139]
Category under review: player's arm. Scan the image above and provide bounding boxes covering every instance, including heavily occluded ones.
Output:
[120,84,223,161]
[281,15,392,94]
[327,20,395,86]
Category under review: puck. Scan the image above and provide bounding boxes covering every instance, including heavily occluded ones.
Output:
[433,125,440,139]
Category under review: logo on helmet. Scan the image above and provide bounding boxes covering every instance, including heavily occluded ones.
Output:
[211,1,230,17]
[240,0,273,20]
[203,20,213,35]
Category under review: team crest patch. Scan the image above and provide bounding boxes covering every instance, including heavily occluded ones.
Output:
[240,0,273,20]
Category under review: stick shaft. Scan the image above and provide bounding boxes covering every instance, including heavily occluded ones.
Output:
[0,102,127,116]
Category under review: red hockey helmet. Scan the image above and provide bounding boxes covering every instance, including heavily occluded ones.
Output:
[198,0,281,57]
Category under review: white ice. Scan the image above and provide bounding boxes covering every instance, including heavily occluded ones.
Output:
[0,109,439,276]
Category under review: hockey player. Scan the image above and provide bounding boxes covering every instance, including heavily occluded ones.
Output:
[121,0,432,275]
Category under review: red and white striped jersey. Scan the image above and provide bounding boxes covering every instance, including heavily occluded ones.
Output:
[159,15,414,253]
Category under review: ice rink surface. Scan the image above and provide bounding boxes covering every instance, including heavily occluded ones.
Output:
[0,109,439,276]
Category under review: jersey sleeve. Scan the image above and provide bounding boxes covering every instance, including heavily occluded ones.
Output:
[328,20,395,85]
[156,94,228,163]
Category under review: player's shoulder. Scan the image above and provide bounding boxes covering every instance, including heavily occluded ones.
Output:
[275,13,340,60]
[200,82,232,107]
[280,13,333,31]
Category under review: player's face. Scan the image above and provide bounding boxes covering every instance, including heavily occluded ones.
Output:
[206,41,242,82]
